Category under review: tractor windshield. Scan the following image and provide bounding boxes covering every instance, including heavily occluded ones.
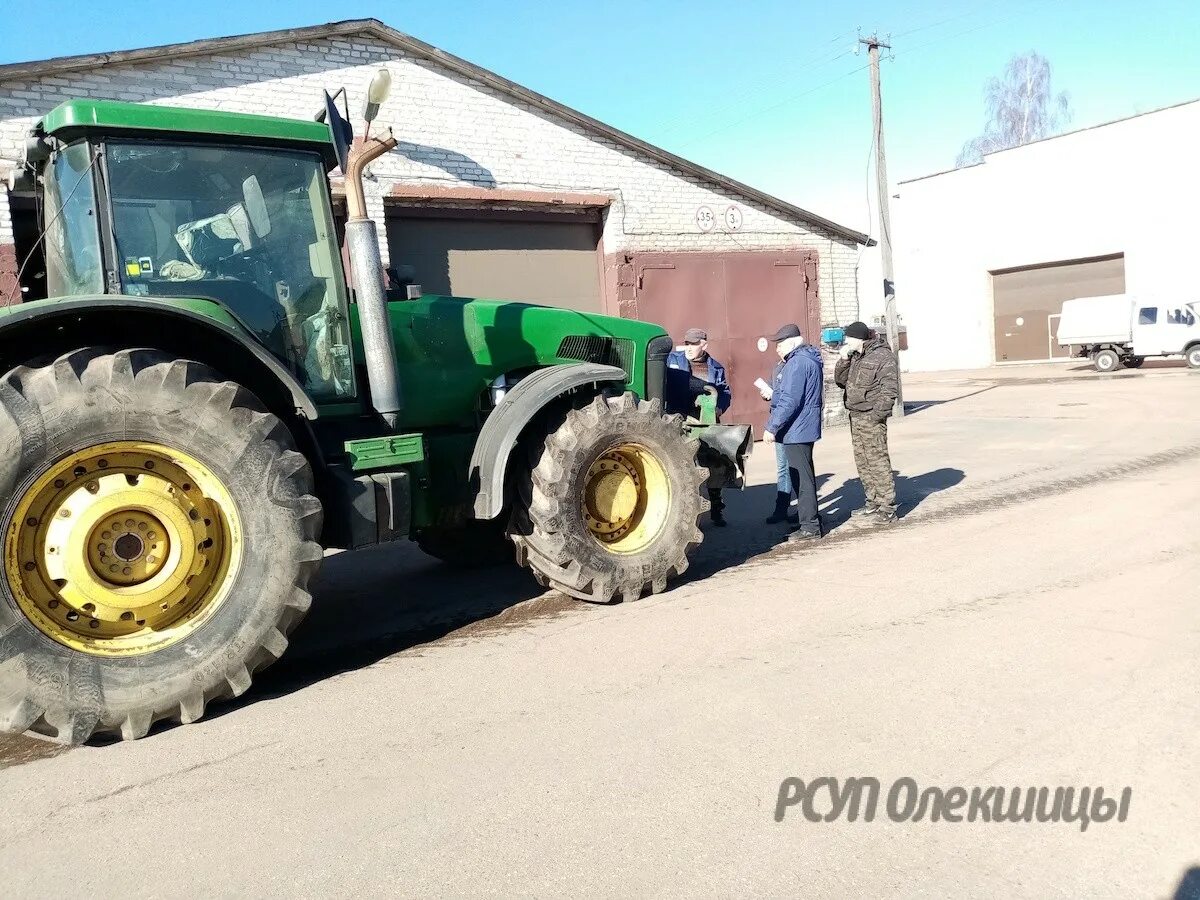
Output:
[104,142,354,400]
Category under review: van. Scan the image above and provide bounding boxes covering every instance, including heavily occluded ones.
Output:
[1056,295,1200,372]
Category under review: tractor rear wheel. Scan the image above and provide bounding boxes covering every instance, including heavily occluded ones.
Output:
[509,393,707,603]
[0,348,321,743]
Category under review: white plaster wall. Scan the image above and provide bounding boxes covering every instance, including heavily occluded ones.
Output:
[893,99,1200,371]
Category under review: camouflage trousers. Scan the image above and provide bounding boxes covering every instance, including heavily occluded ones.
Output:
[849,414,896,512]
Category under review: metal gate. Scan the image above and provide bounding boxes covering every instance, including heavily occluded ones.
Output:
[628,251,819,432]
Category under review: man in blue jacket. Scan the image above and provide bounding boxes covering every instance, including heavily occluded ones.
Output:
[665,327,731,525]
[762,323,824,541]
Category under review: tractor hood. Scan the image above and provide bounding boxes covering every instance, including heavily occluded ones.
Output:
[367,294,669,430]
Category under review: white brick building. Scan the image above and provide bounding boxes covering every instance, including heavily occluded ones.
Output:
[0,19,867,426]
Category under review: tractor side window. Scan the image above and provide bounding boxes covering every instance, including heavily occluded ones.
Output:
[1137,307,1157,325]
[104,142,355,401]
[43,143,104,297]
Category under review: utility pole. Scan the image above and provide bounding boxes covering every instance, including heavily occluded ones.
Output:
[859,32,904,417]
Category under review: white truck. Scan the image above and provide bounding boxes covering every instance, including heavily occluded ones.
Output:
[1056,294,1200,372]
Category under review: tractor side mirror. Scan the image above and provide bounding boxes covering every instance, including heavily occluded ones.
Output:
[242,175,271,239]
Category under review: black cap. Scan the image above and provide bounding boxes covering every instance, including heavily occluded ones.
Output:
[683,327,708,343]
[844,321,872,340]
[767,323,802,342]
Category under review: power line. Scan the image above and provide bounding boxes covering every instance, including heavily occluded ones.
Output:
[675,62,871,150]
[891,2,994,39]
[894,1,1046,57]
[654,37,858,138]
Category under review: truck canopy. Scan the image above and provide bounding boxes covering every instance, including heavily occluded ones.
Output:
[1057,294,1133,346]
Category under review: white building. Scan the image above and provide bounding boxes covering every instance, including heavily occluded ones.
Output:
[0,18,866,430]
[893,98,1200,371]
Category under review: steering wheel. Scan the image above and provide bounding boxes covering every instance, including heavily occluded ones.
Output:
[213,245,272,282]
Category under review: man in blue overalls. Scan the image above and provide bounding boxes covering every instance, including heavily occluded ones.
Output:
[665,327,731,525]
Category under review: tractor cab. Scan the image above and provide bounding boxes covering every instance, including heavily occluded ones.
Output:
[28,100,355,400]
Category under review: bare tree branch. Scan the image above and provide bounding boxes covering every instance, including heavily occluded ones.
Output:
[956,51,1072,167]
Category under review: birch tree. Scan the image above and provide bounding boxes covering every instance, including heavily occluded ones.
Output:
[957,52,1072,166]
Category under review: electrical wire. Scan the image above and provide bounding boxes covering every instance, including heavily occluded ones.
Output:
[894,0,1047,58]
[891,2,993,39]
[676,61,872,151]
[857,109,877,274]
[653,31,859,139]
[4,146,103,306]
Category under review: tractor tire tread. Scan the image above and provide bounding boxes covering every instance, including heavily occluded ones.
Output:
[0,347,322,744]
[508,392,706,604]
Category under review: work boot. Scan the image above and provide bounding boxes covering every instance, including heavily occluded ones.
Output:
[787,529,823,544]
[872,507,897,525]
[709,489,726,527]
[765,492,791,524]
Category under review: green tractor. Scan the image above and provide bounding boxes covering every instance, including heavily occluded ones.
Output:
[0,81,751,743]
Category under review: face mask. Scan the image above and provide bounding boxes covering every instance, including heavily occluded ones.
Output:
[844,337,865,354]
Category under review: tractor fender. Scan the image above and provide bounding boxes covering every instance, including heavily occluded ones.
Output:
[470,362,627,520]
[0,297,317,420]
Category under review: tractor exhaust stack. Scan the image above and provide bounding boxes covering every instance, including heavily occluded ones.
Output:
[344,134,402,429]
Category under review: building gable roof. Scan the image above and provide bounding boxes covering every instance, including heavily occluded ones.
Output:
[0,19,869,245]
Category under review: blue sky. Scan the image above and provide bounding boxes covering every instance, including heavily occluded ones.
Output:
[4,0,1199,232]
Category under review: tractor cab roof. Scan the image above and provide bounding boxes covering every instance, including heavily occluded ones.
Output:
[37,99,338,167]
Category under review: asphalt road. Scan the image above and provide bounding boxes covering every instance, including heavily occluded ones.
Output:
[2,368,1198,898]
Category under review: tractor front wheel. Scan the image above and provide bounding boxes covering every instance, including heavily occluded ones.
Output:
[509,393,707,603]
[0,348,321,743]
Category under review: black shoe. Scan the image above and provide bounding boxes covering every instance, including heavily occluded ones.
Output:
[711,508,727,527]
[765,492,791,524]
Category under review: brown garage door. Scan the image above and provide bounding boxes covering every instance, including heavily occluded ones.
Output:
[385,208,603,313]
[630,251,819,433]
[991,254,1125,362]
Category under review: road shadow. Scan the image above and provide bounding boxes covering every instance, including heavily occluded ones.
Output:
[197,540,552,725]
[904,385,998,415]
[677,475,832,582]
[819,467,966,532]
[1175,867,1200,900]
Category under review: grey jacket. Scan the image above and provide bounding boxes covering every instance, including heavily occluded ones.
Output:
[834,335,899,419]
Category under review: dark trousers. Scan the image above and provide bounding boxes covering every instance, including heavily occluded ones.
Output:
[783,442,820,535]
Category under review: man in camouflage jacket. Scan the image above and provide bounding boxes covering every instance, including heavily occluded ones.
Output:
[834,322,899,523]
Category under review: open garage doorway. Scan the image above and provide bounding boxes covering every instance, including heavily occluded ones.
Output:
[384,206,604,313]
[991,253,1125,362]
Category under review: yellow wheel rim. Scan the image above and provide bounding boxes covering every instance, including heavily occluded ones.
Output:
[3,442,242,657]
[582,443,671,554]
